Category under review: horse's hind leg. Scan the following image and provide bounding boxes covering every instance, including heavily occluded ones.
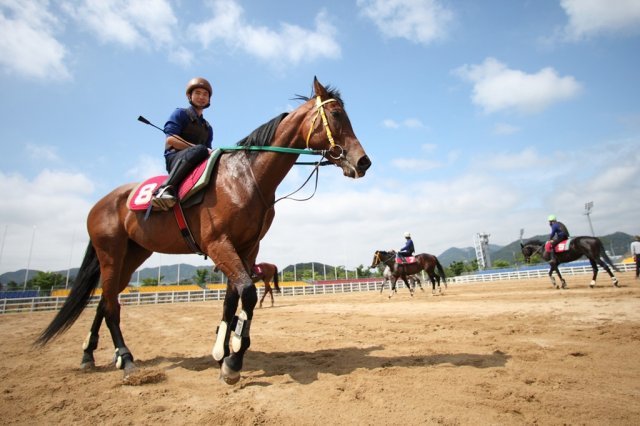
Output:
[97,242,151,376]
[588,259,599,288]
[81,297,106,370]
[595,258,619,287]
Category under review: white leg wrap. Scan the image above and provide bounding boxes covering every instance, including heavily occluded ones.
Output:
[590,280,596,287]
[231,310,248,353]
[82,332,92,350]
[212,321,228,361]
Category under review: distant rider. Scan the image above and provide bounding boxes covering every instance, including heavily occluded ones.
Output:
[152,77,214,210]
[631,235,640,280]
[547,214,570,262]
[397,232,415,263]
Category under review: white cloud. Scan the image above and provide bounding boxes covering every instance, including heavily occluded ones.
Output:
[0,0,70,80]
[190,0,340,66]
[561,0,640,39]
[357,0,453,45]
[63,0,179,49]
[125,155,166,181]
[454,57,583,114]
[382,117,425,129]
[26,143,61,163]
[493,123,520,135]
[0,170,94,272]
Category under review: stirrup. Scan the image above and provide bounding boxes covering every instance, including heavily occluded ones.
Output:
[151,186,177,210]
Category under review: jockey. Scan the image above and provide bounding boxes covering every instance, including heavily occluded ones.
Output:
[397,232,415,263]
[547,214,570,262]
[152,77,214,210]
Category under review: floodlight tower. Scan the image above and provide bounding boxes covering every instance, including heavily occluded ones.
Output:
[584,201,595,236]
[474,233,492,270]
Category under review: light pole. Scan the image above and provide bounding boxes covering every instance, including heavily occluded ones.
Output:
[584,201,595,236]
[24,226,36,290]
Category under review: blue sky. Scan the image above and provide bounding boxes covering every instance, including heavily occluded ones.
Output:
[1,0,639,274]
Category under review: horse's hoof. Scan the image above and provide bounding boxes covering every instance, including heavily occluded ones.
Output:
[80,361,95,371]
[220,359,241,385]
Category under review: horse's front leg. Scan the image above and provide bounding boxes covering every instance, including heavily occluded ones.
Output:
[554,267,567,289]
[402,275,414,297]
[258,284,267,308]
[548,267,558,289]
[214,276,257,385]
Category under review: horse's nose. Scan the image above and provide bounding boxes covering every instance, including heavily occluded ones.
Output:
[357,155,371,173]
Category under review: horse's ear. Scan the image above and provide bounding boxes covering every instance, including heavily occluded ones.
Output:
[313,76,327,98]
[520,243,524,248]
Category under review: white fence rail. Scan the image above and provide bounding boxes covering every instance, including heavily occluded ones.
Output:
[1,263,633,315]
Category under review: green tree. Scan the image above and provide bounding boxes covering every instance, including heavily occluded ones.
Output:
[492,259,511,269]
[141,277,162,287]
[447,261,465,277]
[28,271,66,291]
[355,264,372,278]
[193,268,210,286]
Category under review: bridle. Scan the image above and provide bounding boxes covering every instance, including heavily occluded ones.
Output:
[524,244,544,262]
[371,251,395,268]
[305,96,345,161]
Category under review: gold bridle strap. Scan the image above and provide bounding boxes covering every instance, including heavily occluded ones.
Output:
[306,96,337,149]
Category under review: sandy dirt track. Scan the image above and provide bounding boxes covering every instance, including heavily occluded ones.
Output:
[1,274,640,425]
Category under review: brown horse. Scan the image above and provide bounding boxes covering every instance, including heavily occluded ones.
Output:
[371,250,447,298]
[35,77,371,385]
[253,262,280,308]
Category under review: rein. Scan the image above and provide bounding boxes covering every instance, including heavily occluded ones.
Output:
[218,96,343,204]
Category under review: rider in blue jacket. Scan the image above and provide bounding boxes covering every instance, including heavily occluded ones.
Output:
[547,214,570,262]
[397,232,415,263]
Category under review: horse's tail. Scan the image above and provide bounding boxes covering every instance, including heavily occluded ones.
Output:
[273,266,280,292]
[34,241,101,347]
[597,238,620,272]
[435,258,447,283]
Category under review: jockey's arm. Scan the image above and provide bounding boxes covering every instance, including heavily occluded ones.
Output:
[165,135,195,151]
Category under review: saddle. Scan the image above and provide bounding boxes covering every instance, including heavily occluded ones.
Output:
[127,148,222,211]
[545,239,571,253]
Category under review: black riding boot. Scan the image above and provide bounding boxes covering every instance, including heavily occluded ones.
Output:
[152,159,191,210]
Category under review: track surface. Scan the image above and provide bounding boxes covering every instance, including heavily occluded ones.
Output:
[1,275,639,425]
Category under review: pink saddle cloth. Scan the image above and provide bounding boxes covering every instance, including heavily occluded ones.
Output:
[545,239,571,253]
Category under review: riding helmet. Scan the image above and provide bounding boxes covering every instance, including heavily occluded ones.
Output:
[547,214,556,221]
[404,232,411,238]
[186,77,212,97]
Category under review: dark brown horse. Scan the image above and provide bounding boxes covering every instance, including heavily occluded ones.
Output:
[371,250,447,298]
[35,77,371,385]
[253,262,280,308]
[521,238,619,289]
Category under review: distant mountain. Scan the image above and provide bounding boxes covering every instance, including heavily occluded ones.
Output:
[437,244,501,267]
[1,233,633,287]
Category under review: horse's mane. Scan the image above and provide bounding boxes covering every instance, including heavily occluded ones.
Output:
[293,84,345,107]
[236,112,289,148]
[235,84,343,150]
[525,239,544,246]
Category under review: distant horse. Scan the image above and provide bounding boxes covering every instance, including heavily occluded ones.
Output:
[521,238,619,289]
[379,266,424,293]
[253,262,281,308]
[34,77,371,385]
[371,250,447,298]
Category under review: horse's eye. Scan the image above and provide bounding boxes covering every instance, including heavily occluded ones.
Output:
[330,110,341,119]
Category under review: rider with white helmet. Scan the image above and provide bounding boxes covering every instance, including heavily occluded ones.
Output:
[397,232,415,263]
